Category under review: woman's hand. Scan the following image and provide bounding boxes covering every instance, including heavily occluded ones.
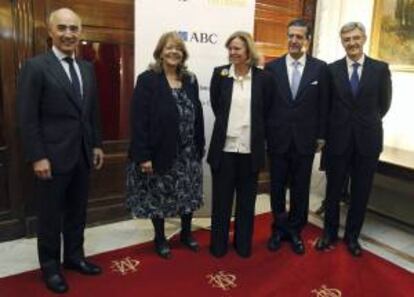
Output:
[139,160,153,174]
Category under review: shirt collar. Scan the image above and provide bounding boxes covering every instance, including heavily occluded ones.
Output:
[52,46,76,61]
[346,54,365,68]
[286,53,306,67]
[228,64,252,80]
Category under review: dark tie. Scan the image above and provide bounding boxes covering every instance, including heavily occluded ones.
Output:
[350,62,360,97]
[63,57,82,102]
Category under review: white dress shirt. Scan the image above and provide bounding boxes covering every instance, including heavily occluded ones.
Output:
[286,53,306,86]
[223,64,252,154]
[52,46,83,97]
[346,54,365,80]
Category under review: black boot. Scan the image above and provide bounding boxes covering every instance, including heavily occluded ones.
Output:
[180,213,199,252]
[151,218,171,259]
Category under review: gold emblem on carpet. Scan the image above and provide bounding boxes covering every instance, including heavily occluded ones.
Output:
[311,284,342,297]
[111,256,141,275]
[206,270,237,291]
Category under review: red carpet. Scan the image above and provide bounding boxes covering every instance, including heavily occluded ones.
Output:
[0,213,413,297]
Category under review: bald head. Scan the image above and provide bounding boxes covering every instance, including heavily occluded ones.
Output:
[48,8,81,29]
[48,8,82,56]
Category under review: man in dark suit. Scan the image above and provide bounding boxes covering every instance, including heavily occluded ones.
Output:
[316,22,392,257]
[265,19,329,255]
[18,8,104,293]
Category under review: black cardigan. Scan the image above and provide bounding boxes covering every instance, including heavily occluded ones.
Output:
[129,69,205,174]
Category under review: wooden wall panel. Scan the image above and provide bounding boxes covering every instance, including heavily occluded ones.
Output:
[13,0,34,69]
[11,0,38,226]
[46,0,133,30]
[0,0,27,241]
[254,0,317,59]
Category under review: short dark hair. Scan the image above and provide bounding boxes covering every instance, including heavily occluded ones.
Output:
[287,18,312,39]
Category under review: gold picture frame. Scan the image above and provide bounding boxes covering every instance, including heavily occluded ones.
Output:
[370,0,414,71]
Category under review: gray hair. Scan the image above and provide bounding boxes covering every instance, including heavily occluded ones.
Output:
[340,22,366,36]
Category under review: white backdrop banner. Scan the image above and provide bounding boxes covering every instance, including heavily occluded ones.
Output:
[134,0,256,216]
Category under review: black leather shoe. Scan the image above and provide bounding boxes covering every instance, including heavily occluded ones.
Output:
[267,233,281,251]
[154,240,172,259]
[209,246,227,258]
[235,249,251,258]
[346,240,362,257]
[64,260,102,275]
[290,233,305,255]
[315,235,337,251]
[180,235,200,252]
[43,273,68,294]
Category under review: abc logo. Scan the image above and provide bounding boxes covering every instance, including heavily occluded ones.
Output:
[178,31,218,44]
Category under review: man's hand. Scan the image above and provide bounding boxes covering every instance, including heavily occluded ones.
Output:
[139,160,153,174]
[93,148,104,170]
[316,139,325,153]
[33,159,52,180]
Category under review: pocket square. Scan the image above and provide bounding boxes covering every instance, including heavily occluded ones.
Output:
[310,81,318,85]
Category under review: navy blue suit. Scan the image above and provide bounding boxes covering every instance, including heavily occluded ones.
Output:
[265,54,329,236]
[323,56,392,242]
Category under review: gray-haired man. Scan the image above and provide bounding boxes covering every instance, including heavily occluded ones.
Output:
[315,22,392,257]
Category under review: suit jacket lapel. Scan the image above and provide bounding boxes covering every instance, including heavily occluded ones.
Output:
[276,57,293,102]
[294,56,316,102]
[337,58,354,101]
[160,72,179,121]
[357,56,372,97]
[221,68,234,117]
[251,67,259,118]
[182,74,199,113]
[77,59,89,112]
[45,51,82,112]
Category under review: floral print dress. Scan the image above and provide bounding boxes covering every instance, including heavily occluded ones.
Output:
[126,88,203,218]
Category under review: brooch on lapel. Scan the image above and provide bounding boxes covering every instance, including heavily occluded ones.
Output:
[220,68,229,77]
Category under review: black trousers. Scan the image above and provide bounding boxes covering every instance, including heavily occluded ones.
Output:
[269,144,314,235]
[36,153,90,274]
[324,143,378,242]
[210,153,258,257]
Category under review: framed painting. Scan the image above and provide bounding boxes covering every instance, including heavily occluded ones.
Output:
[370,0,414,71]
